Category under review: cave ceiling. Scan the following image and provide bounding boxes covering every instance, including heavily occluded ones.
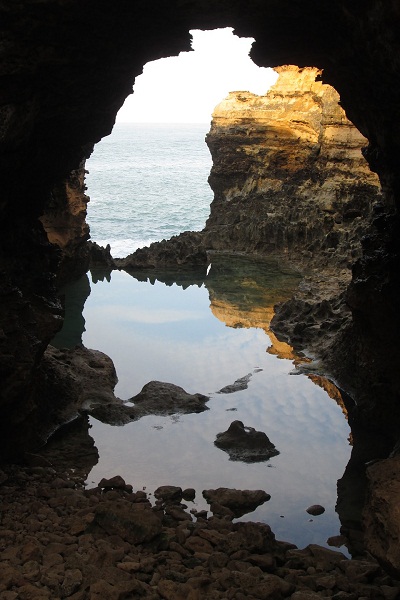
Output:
[1,0,400,212]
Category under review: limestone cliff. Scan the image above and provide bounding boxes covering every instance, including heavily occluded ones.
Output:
[120,65,381,273]
[204,65,381,266]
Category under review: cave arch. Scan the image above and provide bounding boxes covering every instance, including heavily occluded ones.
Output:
[1,0,400,575]
[1,0,399,461]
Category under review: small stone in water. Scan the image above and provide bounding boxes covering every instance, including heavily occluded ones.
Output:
[98,475,127,490]
[182,488,196,501]
[306,504,325,516]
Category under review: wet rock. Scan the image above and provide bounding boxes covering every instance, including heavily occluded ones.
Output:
[157,579,193,600]
[88,241,115,273]
[164,505,192,523]
[154,485,183,504]
[182,488,196,501]
[92,501,162,544]
[1,462,400,600]
[88,380,209,426]
[60,568,83,598]
[98,475,128,491]
[202,488,271,518]
[116,231,208,270]
[306,504,326,516]
[217,373,252,394]
[129,381,209,418]
[208,501,235,519]
[214,420,279,462]
[30,346,119,442]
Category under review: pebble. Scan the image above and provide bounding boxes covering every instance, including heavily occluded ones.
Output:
[0,464,399,599]
[306,504,326,516]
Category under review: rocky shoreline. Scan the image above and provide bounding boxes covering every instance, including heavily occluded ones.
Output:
[1,461,399,600]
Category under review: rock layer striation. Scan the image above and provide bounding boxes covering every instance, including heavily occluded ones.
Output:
[203,65,381,266]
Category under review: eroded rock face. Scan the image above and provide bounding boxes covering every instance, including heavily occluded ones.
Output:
[40,161,91,285]
[204,65,381,265]
[363,456,400,577]
[119,66,381,271]
[4,345,119,455]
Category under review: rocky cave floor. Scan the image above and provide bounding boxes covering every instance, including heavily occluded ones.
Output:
[2,251,399,599]
[1,459,400,600]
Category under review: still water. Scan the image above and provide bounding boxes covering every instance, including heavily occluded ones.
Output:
[55,255,351,551]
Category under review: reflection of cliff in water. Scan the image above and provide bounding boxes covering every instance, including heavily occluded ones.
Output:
[50,253,363,554]
[205,253,301,363]
[123,252,303,362]
[52,274,91,348]
[205,255,350,416]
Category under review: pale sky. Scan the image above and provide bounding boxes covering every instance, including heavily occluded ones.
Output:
[116,28,278,123]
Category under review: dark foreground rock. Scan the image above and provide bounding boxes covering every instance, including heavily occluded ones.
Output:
[115,231,208,270]
[1,464,400,599]
[214,420,279,462]
[363,455,400,578]
[15,345,119,451]
[203,488,271,518]
[87,381,209,425]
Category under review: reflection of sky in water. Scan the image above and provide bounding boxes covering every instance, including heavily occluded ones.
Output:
[83,270,351,551]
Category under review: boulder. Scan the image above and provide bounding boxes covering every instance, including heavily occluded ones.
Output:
[214,420,279,462]
[88,381,209,425]
[93,501,162,544]
[154,485,183,504]
[129,381,209,418]
[202,487,271,518]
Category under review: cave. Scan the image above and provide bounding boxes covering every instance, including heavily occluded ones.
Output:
[1,0,400,582]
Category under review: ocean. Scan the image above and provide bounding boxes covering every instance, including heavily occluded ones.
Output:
[66,123,353,551]
[86,122,213,257]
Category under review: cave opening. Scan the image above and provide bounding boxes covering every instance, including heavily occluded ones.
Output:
[48,29,371,553]
[85,28,277,257]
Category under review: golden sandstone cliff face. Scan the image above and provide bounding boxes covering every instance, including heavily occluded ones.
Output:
[204,65,381,266]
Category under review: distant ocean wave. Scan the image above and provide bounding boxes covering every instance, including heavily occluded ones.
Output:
[95,238,157,258]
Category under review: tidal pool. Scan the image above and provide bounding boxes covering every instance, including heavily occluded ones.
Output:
[54,255,351,551]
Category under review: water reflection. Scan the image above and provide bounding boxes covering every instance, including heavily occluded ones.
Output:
[54,255,352,551]
[52,274,91,348]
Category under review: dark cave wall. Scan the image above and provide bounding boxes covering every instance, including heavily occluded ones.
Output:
[0,0,400,448]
